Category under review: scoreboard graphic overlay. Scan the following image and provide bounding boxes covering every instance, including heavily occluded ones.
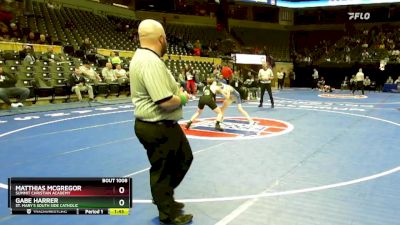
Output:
[8,177,132,215]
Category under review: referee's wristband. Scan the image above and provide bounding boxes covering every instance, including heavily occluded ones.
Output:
[180,94,188,106]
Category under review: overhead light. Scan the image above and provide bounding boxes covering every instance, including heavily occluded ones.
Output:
[113,3,129,8]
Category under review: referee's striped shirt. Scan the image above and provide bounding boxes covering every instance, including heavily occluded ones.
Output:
[129,48,182,122]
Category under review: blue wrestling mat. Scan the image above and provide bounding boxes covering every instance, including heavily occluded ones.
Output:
[0,89,399,225]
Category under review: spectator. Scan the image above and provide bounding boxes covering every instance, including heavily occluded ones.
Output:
[361,49,370,61]
[101,62,117,84]
[277,68,285,90]
[23,47,36,63]
[80,62,102,85]
[37,34,49,45]
[80,37,96,55]
[178,68,186,90]
[186,40,193,52]
[42,46,64,62]
[80,37,105,61]
[244,73,258,100]
[0,66,30,108]
[212,64,221,77]
[0,22,10,41]
[345,54,351,63]
[193,40,201,56]
[386,76,394,84]
[185,65,197,97]
[114,64,128,85]
[364,76,371,90]
[379,42,385,49]
[341,76,349,90]
[69,67,94,102]
[26,32,37,44]
[9,23,22,41]
[394,76,400,85]
[109,51,122,67]
[19,44,32,60]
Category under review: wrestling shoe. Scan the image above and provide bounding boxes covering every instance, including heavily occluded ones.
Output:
[249,120,257,126]
[185,121,192,129]
[215,123,224,131]
[11,103,22,108]
[160,214,193,225]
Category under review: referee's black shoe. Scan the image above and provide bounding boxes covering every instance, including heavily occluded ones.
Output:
[160,214,193,225]
[152,200,185,210]
[173,201,185,210]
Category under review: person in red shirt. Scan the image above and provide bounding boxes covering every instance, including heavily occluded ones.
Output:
[221,65,233,80]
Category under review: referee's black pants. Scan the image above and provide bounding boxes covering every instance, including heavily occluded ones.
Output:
[259,83,274,107]
[312,78,318,89]
[135,119,193,220]
[352,81,364,95]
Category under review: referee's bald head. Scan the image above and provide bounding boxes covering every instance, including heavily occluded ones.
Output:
[138,19,167,56]
[138,19,165,41]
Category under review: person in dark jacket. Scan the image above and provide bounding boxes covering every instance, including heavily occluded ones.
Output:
[0,66,30,108]
[68,67,94,101]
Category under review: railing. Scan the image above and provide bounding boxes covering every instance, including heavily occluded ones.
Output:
[0,41,222,64]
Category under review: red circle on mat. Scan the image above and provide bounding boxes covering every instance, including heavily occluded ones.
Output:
[180,117,294,140]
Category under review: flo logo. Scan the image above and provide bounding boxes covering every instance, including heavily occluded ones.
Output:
[348,12,370,20]
[180,117,294,140]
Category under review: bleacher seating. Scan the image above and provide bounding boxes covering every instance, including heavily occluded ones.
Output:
[0,1,225,108]
[231,27,290,61]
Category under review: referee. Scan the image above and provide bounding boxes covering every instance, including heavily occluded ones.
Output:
[353,68,365,95]
[258,60,274,108]
[130,19,193,225]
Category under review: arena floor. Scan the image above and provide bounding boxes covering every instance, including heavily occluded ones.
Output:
[0,88,399,225]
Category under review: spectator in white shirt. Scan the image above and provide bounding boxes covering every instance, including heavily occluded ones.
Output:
[361,49,369,61]
[277,68,285,90]
[102,62,117,84]
[114,64,128,85]
[353,68,365,95]
[185,65,197,97]
[80,63,102,85]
